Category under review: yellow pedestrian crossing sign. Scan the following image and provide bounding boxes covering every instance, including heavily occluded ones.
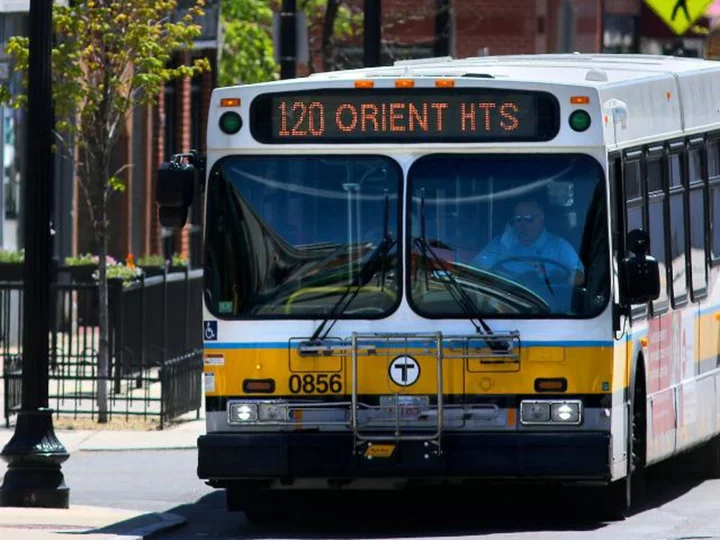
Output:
[644,0,713,35]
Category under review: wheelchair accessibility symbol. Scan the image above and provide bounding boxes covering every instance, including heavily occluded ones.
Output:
[204,321,218,341]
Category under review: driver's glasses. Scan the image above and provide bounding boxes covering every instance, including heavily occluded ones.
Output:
[512,214,538,224]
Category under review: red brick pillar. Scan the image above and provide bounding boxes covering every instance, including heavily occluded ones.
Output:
[175,52,191,261]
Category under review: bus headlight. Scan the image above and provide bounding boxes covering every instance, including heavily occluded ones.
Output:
[520,402,550,423]
[228,403,258,423]
[551,402,581,423]
[520,400,582,425]
[227,401,289,424]
[258,403,288,422]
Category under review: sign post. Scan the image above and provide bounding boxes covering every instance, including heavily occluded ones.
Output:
[644,0,713,35]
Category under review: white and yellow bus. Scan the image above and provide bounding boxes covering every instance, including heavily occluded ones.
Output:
[156,53,720,523]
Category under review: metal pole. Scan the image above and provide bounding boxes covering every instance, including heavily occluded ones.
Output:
[280,0,296,79]
[434,0,450,57]
[0,0,69,508]
[558,0,576,53]
[598,0,605,53]
[364,0,381,67]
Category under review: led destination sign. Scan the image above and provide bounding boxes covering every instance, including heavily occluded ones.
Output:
[251,89,559,143]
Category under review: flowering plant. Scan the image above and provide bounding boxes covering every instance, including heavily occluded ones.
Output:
[64,253,117,266]
[171,252,188,267]
[64,253,141,286]
[93,263,143,287]
[0,249,23,263]
[136,254,166,267]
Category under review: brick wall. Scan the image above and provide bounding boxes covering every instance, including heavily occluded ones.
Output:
[455,0,537,56]
[545,0,602,54]
[605,0,641,15]
[382,0,435,43]
[308,0,609,67]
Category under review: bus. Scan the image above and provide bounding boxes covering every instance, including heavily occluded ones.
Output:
[156,53,720,523]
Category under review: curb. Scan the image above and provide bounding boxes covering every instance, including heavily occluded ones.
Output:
[0,509,187,540]
[74,445,198,452]
[120,511,187,539]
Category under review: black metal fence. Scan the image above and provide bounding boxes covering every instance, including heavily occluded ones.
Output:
[0,267,204,429]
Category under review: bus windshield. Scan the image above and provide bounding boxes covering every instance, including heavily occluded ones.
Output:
[408,154,609,318]
[203,155,402,318]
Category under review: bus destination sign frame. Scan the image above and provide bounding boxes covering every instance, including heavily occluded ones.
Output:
[250,88,560,144]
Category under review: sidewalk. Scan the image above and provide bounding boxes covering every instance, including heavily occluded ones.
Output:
[0,418,205,539]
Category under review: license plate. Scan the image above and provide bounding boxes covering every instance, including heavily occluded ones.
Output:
[364,443,396,458]
[379,395,430,419]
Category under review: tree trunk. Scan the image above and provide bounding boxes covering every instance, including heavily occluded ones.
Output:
[87,148,111,424]
[321,0,340,72]
[96,198,109,423]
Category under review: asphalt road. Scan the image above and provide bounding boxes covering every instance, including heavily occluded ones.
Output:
[4,448,720,539]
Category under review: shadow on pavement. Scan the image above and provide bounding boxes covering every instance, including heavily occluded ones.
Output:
[161,452,706,539]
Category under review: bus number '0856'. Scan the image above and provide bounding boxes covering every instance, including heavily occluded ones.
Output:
[288,374,342,394]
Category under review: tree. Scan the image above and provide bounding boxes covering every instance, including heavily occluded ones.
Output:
[0,0,210,423]
[217,0,361,85]
[219,0,278,85]
[299,0,361,73]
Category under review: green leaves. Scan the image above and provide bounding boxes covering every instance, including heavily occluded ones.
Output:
[218,0,361,85]
[1,0,210,141]
[219,0,277,85]
[108,176,126,193]
[0,0,211,213]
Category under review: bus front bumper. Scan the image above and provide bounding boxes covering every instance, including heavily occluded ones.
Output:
[197,431,611,482]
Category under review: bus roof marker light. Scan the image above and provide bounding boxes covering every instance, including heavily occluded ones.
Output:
[570,96,589,105]
[219,111,242,134]
[354,80,374,88]
[220,98,241,107]
[569,110,591,132]
[395,79,414,88]
[435,78,455,88]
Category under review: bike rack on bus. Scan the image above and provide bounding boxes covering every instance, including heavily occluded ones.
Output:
[347,330,521,457]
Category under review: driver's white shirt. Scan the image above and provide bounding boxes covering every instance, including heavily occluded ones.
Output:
[471,227,584,277]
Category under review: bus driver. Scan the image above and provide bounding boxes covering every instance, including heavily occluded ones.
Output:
[471,196,585,288]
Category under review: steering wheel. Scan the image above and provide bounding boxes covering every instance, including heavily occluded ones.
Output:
[490,256,574,284]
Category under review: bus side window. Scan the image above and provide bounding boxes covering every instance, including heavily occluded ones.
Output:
[688,143,707,298]
[623,154,645,320]
[667,147,687,306]
[624,159,643,234]
[708,137,720,265]
[646,152,669,313]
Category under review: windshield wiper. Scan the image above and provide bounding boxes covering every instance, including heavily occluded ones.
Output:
[413,189,511,353]
[308,190,395,343]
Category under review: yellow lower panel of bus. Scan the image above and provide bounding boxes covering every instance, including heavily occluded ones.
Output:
[203,345,614,397]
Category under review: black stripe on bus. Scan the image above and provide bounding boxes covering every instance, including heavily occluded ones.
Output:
[205,393,613,412]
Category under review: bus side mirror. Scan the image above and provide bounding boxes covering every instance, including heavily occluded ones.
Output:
[156,151,204,228]
[619,228,660,305]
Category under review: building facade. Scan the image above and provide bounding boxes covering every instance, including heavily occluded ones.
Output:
[1,1,715,269]
[308,0,713,72]
[72,1,220,268]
